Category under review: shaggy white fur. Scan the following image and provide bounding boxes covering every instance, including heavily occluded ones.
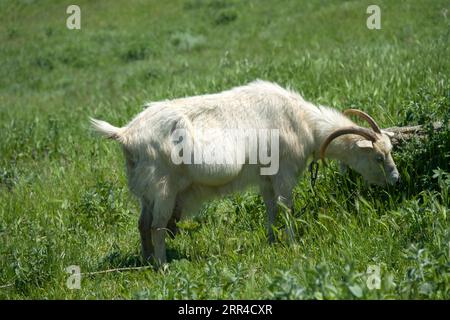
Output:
[91,80,398,264]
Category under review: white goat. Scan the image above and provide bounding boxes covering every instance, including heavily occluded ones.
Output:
[91,80,399,264]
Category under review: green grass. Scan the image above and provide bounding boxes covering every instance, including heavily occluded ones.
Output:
[0,0,449,299]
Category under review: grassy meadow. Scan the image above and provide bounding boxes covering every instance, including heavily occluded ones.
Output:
[0,0,449,299]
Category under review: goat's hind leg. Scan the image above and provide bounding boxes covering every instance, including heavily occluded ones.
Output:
[138,199,154,262]
[167,199,182,239]
[151,194,176,265]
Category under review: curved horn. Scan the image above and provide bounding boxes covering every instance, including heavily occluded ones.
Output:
[343,109,382,134]
[320,126,378,165]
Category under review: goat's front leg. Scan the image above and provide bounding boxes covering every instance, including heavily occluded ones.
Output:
[262,186,277,243]
[277,194,295,242]
[272,174,296,242]
[138,200,154,262]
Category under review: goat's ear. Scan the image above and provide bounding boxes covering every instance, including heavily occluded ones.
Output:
[356,139,374,149]
[381,130,395,138]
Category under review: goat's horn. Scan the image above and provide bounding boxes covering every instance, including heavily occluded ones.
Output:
[343,109,382,134]
[320,126,378,166]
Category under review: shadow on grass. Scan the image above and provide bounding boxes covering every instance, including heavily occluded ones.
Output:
[97,247,188,269]
[167,248,187,263]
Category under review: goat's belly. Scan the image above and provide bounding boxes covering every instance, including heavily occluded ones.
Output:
[187,164,242,186]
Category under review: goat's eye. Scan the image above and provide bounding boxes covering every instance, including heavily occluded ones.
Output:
[376,155,384,163]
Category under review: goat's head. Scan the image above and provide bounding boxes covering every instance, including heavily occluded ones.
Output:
[320,109,400,186]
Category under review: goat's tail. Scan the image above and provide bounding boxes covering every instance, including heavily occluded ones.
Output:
[90,118,123,141]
